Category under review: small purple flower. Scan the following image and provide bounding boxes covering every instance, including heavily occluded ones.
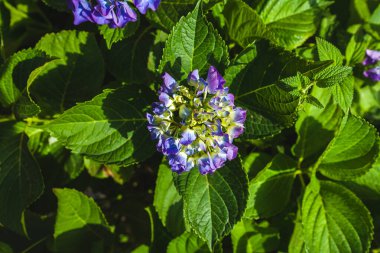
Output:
[109,1,137,28]
[133,0,161,14]
[363,49,380,66]
[364,67,380,81]
[147,66,246,174]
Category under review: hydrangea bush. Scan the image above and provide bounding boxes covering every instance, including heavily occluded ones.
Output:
[0,0,380,252]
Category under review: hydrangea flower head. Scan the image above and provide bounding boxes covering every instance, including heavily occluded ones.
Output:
[362,49,380,82]
[67,0,161,28]
[147,66,247,175]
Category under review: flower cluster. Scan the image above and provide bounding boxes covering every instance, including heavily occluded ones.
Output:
[363,49,380,82]
[147,66,246,175]
[68,0,160,28]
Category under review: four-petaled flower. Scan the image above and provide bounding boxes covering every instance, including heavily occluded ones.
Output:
[363,49,380,82]
[67,0,161,28]
[147,66,247,175]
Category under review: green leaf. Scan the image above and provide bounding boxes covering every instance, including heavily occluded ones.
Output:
[29,30,105,114]
[13,94,41,119]
[105,28,154,84]
[314,65,352,87]
[329,75,354,113]
[245,154,296,218]
[223,0,270,48]
[0,48,46,107]
[154,163,185,236]
[159,1,229,81]
[99,19,140,49]
[243,152,271,180]
[316,37,343,66]
[53,188,110,238]
[0,121,44,234]
[302,179,373,253]
[167,232,209,253]
[231,219,280,253]
[345,30,371,66]
[343,155,380,200]
[146,0,197,31]
[293,87,343,165]
[257,0,331,49]
[175,159,248,249]
[289,209,306,253]
[0,242,13,253]
[318,114,379,180]
[47,86,155,165]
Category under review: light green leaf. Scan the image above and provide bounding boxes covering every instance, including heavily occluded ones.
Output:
[29,30,104,114]
[329,75,354,113]
[47,86,155,165]
[175,159,248,249]
[343,153,380,200]
[99,19,140,49]
[243,152,271,180]
[245,154,297,218]
[316,37,343,66]
[231,219,279,253]
[345,30,371,66]
[318,114,379,180]
[0,121,44,234]
[293,87,343,165]
[289,209,306,253]
[223,0,270,48]
[258,0,331,49]
[302,179,373,253]
[167,232,209,253]
[0,48,46,107]
[154,163,185,236]
[314,65,352,87]
[53,188,109,238]
[159,1,229,80]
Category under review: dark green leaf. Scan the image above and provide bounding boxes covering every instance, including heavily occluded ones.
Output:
[245,154,297,218]
[0,121,44,234]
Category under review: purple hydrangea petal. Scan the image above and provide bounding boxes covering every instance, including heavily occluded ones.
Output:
[152,102,166,115]
[232,108,247,124]
[364,67,380,81]
[161,73,178,94]
[180,129,196,145]
[363,49,380,65]
[228,124,245,139]
[211,153,227,169]
[146,113,154,124]
[147,125,161,140]
[223,143,238,160]
[159,92,172,107]
[109,1,137,28]
[207,66,225,94]
[198,155,216,174]
[163,137,181,155]
[68,0,94,25]
[94,0,113,16]
[133,0,161,14]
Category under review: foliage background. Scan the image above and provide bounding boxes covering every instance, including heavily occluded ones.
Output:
[0,0,380,252]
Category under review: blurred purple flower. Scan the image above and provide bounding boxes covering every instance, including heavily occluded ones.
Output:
[363,49,380,66]
[147,66,246,175]
[133,0,161,14]
[364,67,380,82]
